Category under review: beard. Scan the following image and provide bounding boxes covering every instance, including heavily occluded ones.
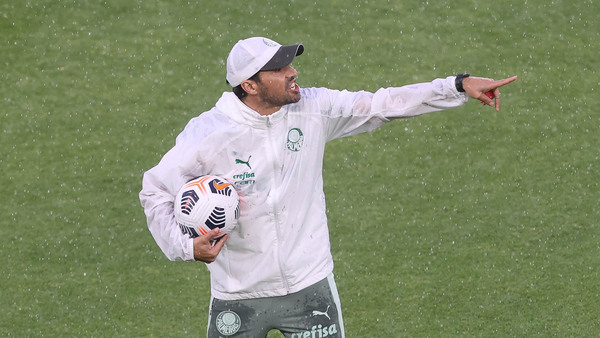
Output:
[257,80,301,108]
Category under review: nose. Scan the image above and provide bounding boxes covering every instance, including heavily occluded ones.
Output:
[285,65,298,77]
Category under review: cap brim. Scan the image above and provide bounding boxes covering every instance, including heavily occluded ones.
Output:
[261,43,304,71]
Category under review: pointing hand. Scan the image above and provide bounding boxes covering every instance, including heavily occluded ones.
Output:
[463,75,518,111]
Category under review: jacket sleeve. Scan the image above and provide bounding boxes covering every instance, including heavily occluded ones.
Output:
[318,76,468,141]
[139,139,204,262]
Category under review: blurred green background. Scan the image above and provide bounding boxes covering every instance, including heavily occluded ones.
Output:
[2,0,598,336]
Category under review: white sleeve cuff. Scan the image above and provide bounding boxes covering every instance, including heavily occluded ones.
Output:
[183,237,196,262]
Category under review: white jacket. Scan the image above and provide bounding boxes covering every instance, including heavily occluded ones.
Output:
[139,77,467,300]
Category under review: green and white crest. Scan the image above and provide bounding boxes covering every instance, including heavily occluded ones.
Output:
[286,128,304,152]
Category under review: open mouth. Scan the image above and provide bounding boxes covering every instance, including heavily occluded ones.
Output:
[289,77,299,91]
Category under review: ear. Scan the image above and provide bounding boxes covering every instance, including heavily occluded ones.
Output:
[240,79,259,96]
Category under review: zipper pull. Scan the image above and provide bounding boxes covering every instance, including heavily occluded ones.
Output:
[266,116,272,128]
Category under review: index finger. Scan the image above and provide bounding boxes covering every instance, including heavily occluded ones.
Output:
[204,227,224,241]
[211,233,229,252]
[493,75,518,88]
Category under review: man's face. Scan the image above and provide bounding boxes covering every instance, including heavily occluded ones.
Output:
[254,65,300,108]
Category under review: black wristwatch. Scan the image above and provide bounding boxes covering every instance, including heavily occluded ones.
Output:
[455,73,470,92]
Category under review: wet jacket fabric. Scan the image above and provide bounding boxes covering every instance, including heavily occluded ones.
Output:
[139,77,467,300]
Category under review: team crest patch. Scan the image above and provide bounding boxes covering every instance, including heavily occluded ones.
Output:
[216,310,241,336]
[287,128,304,152]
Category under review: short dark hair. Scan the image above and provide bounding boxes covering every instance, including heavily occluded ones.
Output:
[230,72,261,100]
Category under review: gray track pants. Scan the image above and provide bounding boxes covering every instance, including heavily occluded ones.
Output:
[207,274,345,337]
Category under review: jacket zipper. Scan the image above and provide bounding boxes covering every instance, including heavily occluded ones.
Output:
[266,116,291,293]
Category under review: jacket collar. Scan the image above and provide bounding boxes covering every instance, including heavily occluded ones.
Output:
[216,92,288,129]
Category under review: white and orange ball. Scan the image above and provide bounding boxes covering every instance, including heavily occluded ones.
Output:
[174,175,240,238]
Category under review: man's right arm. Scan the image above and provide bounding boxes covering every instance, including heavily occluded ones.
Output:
[140,163,196,262]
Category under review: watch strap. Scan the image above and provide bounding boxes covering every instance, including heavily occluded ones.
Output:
[455,73,470,92]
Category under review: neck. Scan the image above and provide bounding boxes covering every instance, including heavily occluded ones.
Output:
[241,96,281,116]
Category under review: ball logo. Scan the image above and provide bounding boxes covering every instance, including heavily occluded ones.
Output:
[208,179,233,196]
[287,128,304,152]
[216,310,241,336]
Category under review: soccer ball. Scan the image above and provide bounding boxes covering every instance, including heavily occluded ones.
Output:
[174,175,240,238]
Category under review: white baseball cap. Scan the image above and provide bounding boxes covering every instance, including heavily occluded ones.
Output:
[226,37,304,87]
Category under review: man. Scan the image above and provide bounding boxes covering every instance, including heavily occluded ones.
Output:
[139,36,517,337]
